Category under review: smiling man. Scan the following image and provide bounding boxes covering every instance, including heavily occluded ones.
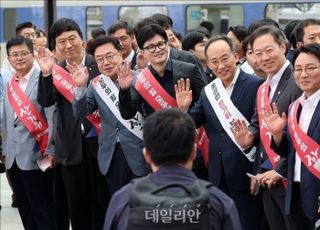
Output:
[175,34,264,230]
[264,43,320,230]
[118,23,204,119]
[36,18,106,230]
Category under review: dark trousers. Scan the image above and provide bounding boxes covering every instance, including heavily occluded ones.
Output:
[55,139,107,230]
[262,184,293,230]
[8,161,55,230]
[290,182,316,230]
[105,143,136,200]
[219,167,263,230]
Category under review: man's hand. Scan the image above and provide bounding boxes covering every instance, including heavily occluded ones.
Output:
[117,61,133,90]
[256,170,282,188]
[66,63,89,87]
[231,119,254,149]
[174,78,192,110]
[36,47,55,76]
[250,177,259,196]
[263,102,286,145]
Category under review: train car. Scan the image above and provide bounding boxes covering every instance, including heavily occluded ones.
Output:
[1,0,320,63]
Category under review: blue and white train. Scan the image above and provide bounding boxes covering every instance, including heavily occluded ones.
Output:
[1,0,320,63]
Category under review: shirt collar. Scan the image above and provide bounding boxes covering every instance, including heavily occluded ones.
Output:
[66,51,86,67]
[299,89,320,108]
[14,66,35,81]
[267,59,290,85]
[226,66,240,89]
[149,58,173,76]
[125,50,135,62]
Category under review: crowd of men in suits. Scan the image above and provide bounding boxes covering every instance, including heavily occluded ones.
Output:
[0,13,320,230]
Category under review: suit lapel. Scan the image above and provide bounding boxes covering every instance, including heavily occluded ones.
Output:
[230,71,247,106]
[23,68,39,98]
[307,100,320,136]
[271,65,292,103]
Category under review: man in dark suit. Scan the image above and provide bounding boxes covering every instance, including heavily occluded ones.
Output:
[118,23,204,119]
[176,35,263,230]
[233,26,302,230]
[104,108,242,230]
[264,43,320,230]
[37,18,107,230]
[133,16,209,84]
[107,20,137,70]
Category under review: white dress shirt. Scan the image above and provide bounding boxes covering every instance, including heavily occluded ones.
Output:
[294,89,320,182]
[225,67,240,96]
[267,60,290,101]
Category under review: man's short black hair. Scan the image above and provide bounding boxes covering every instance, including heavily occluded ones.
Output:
[15,21,36,36]
[293,43,320,66]
[205,34,236,58]
[107,20,134,36]
[151,14,173,28]
[294,18,320,43]
[90,35,121,55]
[182,31,208,51]
[248,18,279,35]
[50,18,83,49]
[91,27,106,39]
[6,36,34,55]
[227,25,248,43]
[284,20,300,49]
[199,21,214,34]
[134,17,158,38]
[249,25,286,48]
[143,108,196,166]
[137,24,168,50]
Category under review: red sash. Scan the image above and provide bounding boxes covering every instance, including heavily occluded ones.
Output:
[288,100,320,180]
[134,68,209,165]
[52,64,101,133]
[7,78,48,155]
[257,82,282,167]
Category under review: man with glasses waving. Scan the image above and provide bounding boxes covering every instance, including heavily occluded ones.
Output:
[263,43,320,230]
[118,23,204,119]
[70,35,149,213]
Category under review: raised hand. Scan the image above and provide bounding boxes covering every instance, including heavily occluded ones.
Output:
[231,119,254,148]
[66,63,89,87]
[174,78,192,110]
[36,47,56,76]
[117,60,133,90]
[263,102,286,145]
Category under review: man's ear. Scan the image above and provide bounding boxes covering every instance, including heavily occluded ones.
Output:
[143,147,152,165]
[296,41,303,48]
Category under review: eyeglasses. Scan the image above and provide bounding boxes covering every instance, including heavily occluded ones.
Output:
[8,51,32,59]
[95,51,119,64]
[143,41,167,53]
[294,66,320,75]
[23,33,37,39]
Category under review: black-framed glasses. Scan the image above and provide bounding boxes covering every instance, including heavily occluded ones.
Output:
[294,66,320,75]
[8,51,32,59]
[143,41,167,53]
[95,51,119,64]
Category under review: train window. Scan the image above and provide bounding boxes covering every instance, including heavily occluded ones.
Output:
[119,6,168,26]
[186,5,243,34]
[86,6,103,39]
[3,9,17,42]
[266,3,320,29]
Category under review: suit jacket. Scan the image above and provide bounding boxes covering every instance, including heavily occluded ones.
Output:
[189,70,263,193]
[2,68,56,170]
[37,54,100,166]
[72,77,150,176]
[170,48,209,85]
[130,52,137,70]
[119,59,205,119]
[272,100,320,220]
[249,64,302,176]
